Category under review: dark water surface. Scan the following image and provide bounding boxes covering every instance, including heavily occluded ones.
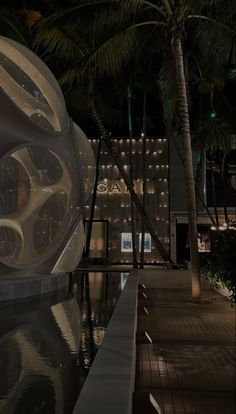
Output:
[0,272,129,414]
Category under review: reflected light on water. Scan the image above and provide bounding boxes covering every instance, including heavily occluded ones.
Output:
[0,271,126,413]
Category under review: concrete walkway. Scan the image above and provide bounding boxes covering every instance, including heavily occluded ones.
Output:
[134,270,236,414]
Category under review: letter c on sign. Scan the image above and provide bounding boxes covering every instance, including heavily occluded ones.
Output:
[97,183,107,192]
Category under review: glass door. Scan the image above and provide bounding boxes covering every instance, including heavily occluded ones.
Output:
[85,220,108,258]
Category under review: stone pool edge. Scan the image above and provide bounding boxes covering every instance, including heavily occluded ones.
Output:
[73,270,138,414]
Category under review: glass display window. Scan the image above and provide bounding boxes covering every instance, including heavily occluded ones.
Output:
[121,233,132,252]
[139,233,152,252]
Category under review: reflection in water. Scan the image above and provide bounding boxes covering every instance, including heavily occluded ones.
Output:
[0,272,127,413]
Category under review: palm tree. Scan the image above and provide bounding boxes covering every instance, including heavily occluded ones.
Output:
[94,0,235,301]
[21,0,236,300]
[140,91,147,269]
[88,79,172,262]
[193,66,233,227]
[29,3,172,263]
[127,86,138,268]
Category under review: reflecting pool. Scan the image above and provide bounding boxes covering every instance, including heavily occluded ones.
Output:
[0,272,129,414]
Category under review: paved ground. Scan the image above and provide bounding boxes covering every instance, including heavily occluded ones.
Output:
[134,270,236,414]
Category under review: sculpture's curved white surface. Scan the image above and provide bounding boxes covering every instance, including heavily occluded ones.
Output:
[0,37,95,273]
[0,36,68,132]
[73,123,96,203]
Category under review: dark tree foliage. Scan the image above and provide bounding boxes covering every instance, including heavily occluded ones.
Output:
[200,229,236,302]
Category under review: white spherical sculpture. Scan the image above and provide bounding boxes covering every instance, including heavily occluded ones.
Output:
[0,36,95,274]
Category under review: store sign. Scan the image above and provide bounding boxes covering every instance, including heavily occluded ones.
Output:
[97,180,143,193]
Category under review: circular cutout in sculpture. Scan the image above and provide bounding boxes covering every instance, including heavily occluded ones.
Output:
[28,146,63,185]
[0,157,30,215]
[33,192,68,255]
[0,37,68,132]
[0,227,23,265]
[0,145,74,267]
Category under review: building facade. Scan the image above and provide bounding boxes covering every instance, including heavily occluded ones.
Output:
[85,137,169,264]
[169,136,236,264]
[84,135,236,266]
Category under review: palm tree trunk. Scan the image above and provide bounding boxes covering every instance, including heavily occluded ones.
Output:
[195,151,203,216]
[84,138,102,257]
[89,82,171,263]
[84,79,103,258]
[128,86,138,268]
[220,151,229,225]
[172,35,201,301]
[210,148,219,228]
[140,91,147,269]
[173,134,217,227]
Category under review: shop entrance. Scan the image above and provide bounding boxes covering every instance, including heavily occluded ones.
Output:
[85,220,108,259]
[176,223,211,264]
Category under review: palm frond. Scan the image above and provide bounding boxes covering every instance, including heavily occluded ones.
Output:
[34,0,111,29]
[193,119,232,151]
[158,52,179,133]
[34,25,88,62]
[0,16,28,46]
[188,15,236,66]
[58,24,139,87]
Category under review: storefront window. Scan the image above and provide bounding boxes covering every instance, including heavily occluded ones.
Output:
[198,233,211,252]
[121,233,132,252]
[139,233,152,252]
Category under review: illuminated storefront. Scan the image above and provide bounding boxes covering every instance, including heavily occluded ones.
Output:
[85,137,170,264]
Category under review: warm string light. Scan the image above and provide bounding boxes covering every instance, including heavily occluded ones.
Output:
[211,225,236,231]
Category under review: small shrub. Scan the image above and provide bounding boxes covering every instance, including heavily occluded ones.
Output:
[200,230,236,302]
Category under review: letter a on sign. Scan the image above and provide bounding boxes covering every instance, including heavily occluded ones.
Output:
[111,183,121,192]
